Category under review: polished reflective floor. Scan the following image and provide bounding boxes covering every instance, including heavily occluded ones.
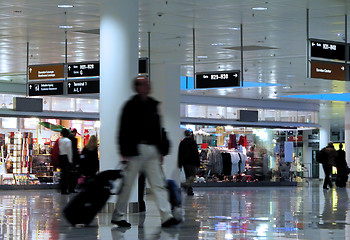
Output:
[1,180,350,239]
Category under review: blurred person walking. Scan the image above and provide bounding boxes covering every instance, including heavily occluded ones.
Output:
[111,76,180,228]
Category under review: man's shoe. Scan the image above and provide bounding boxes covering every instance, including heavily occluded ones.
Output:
[111,219,131,227]
[161,217,181,228]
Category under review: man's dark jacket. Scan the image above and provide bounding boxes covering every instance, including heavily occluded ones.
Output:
[178,137,200,168]
[118,95,162,156]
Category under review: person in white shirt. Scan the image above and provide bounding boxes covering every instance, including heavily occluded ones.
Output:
[58,128,73,194]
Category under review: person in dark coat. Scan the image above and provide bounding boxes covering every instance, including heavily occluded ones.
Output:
[322,142,337,190]
[68,128,79,165]
[178,129,200,195]
[68,128,79,192]
[80,135,99,179]
[335,143,348,188]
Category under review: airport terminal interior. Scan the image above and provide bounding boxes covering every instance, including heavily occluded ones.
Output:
[1,0,350,239]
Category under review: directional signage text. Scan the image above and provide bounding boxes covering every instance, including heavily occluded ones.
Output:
[310,39,345,61]
[28,82,64,96]
[68,62,99,78]
[310,61,346,81]
[28,64,64,81]
[67,80,100,94]
[196,71,240,89]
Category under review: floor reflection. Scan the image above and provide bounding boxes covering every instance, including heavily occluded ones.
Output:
[0,182,349,239]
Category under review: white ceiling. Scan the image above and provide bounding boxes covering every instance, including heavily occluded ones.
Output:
[0,0,349,130]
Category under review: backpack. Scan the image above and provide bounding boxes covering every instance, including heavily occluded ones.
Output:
[316,148,327,164]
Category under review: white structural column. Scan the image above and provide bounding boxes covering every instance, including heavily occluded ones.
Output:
[99,0,139,222]
[345,103,350,166]
[150,63,182,182]
[319,118,331,179]
[100,0,138,171]
[302,130,312,178]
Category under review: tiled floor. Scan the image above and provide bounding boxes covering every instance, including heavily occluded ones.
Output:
[1,180,350,239]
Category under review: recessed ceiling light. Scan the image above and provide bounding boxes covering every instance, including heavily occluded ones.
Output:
[211,43,224,46]
[58,4,74,8]
[197,56,208,59]
[59,25,73,29]
[228,27,240,31]
[252,7,268,11]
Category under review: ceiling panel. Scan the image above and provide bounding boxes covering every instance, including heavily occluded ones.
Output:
[0,0,348,130]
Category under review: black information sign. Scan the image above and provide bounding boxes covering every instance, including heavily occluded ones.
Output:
[28,82,64,96]
[67,80,100,94]
[310,39,345,61]
[195,71,240,89]
[68,62,99,78]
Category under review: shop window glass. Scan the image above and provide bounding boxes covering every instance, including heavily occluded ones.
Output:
[76,99,99,113]
[24,118,39,129]
[207,106,226,119]
[187,105,206,118]
[280,110,291,122]
[42,97,51,111]
[264,110,276,121]
[227,107,239,120]
[51,97,75,112]
[0,94,22,110]
[2,117,17,128]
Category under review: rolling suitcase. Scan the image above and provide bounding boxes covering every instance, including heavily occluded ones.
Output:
[166,179,181,209]
[63,170,123,226]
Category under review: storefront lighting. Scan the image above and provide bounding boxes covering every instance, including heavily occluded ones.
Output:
[94,121,100,128]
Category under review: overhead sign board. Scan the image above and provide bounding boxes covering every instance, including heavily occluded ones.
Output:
[67,80,100,94]
[68,62,99,78]
[195,71,240,89]
[28,82,64,96]
[310,61,346,81]
[28,64,64,81]
[310,39,345,61]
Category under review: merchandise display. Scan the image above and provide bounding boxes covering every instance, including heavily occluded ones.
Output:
[191,125,313,184]
[0,117,100,186]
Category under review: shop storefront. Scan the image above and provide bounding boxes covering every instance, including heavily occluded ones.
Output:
[0,117,100,186]
[182,125,317,186]
[180,101,320,186]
